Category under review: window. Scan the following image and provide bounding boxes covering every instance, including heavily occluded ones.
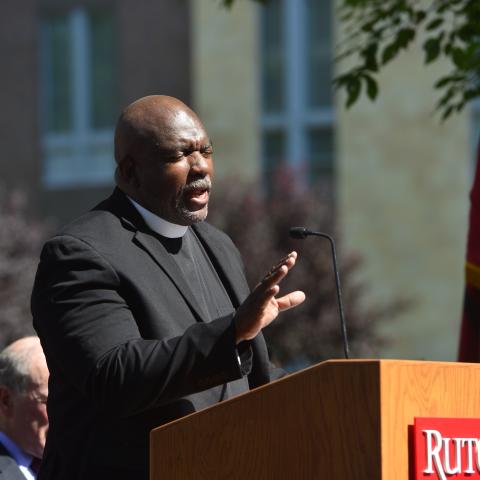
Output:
[40,8,117,188]
[260,0,334,185]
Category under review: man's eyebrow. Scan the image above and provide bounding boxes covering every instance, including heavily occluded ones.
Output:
[182,141,213,151]
[154,140,213,153]
[153,143,179,154]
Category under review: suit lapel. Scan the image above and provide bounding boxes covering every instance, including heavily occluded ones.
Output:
[97,188,210,323]
[99,188,248,321]
[133,230,210,323]
[192,223,250,308]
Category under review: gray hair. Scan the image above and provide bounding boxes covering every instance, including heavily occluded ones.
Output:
[0,337,41,394]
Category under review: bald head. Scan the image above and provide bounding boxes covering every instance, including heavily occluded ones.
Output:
[0,337,47,394]
[114,95,202,167]
[113,95,214,225]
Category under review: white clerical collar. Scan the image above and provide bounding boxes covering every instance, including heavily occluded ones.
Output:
[127,197,188,238]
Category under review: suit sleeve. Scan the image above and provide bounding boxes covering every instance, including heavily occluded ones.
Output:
[221,234,287,385]
[31,235,250,417]
[214,230,287,386]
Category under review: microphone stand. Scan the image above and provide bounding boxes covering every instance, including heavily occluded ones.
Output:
[290,227,350,359]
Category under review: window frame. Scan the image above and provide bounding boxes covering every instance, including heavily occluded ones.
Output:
[259,0,335,181]
[39,7,116,189]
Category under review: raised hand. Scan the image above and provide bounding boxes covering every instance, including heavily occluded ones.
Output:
[234,251,306,344]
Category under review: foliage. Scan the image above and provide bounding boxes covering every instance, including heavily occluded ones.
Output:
[335,0,480,119]
[220,0,266,8]
[0,189,51,349]
[209,172,410,369]
[222,0,480,119]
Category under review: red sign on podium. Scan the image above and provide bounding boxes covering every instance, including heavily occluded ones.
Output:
[413,417,480,480]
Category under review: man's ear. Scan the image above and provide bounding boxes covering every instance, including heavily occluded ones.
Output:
[118,155,140,188]
[0,386,14,418]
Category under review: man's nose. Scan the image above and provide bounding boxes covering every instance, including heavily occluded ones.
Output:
[189,152,210,175]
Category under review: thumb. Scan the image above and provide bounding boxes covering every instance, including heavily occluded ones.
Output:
[276,291,306,311]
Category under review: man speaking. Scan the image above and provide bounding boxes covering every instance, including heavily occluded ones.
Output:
[31,95,305,479]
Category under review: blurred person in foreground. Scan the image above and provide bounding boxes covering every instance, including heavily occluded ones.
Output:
[0,337,48,480]
[31,95,305,479]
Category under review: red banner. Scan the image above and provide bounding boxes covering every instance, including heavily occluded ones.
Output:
[458,140,480,361]
[413,417,480,480]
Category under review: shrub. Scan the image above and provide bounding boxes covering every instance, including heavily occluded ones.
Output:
[0,189,51,349]
[209,174,409,369]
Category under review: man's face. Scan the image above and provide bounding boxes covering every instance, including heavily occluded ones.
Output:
[131,109,214,225]
[9,385,48,458]
[0,360,49,459]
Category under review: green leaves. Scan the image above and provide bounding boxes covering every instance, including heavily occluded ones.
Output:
[334,0,480,118]
[415,10,427,24]
[382,27,415,64]
[223,0,480,118]
[346,77,362,107]
[362,43,379,71]
[424,37,441,64]
[381,42,398,65]
[335,1,419,109]
[426,18,444,31]
[334,70,379,108]
[364,74,379,100]
[221,0,267,8]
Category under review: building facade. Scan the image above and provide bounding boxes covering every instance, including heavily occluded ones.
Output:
[1,0,191,221]
[0,0,472,360]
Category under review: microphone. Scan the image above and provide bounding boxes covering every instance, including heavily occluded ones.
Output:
[289,227,350,359]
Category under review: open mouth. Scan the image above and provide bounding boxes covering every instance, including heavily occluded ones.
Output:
[182,177,212,211]
[184,187,210,209]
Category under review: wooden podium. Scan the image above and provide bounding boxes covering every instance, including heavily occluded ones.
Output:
[150,360,480,479]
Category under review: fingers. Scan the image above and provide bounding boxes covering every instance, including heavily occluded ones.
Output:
[234,251,303,344]
[260,251,297,284]
[251,269,285,309]
[262,264,288,286]
[276,291,306,311]
[273,251,297,271]
[254,251,299,303]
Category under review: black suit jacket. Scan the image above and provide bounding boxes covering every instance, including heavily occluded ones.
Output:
[0,443,26,480]
[31,188,281,479]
